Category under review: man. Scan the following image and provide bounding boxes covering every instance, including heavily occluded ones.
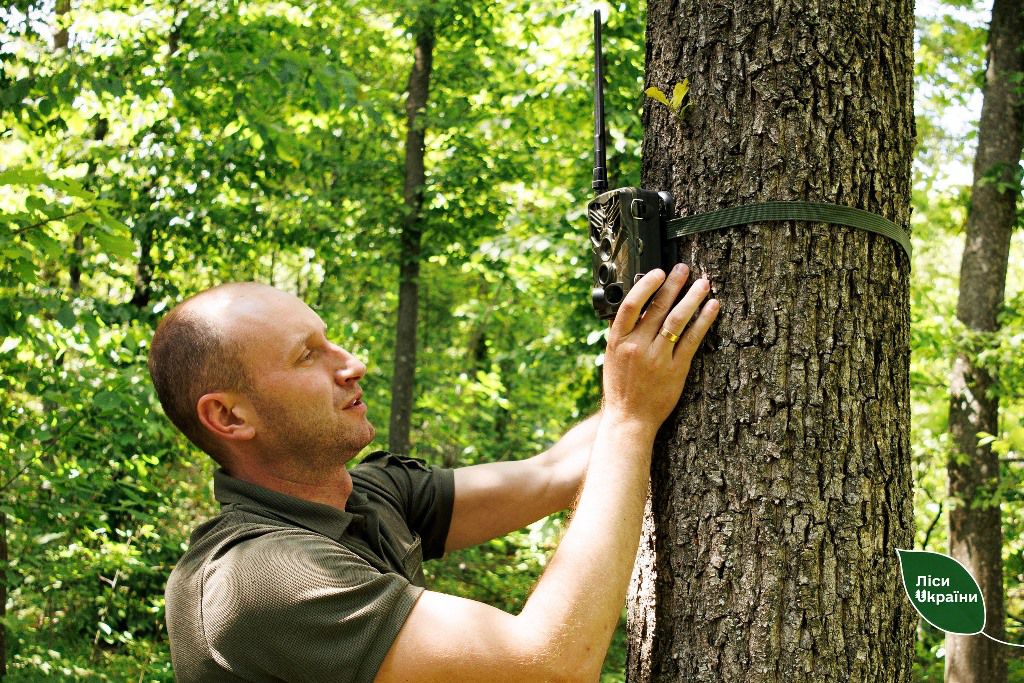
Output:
[148,264,719,682]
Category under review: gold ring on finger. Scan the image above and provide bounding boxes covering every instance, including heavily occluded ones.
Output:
[659,327,681,344]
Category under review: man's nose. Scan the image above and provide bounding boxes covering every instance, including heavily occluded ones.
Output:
[329,343,366,382]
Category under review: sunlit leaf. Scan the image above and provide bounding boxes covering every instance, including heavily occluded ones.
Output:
[671,79,689,109]
[644,86,670,107]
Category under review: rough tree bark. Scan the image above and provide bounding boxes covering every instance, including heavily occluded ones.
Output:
[945,1,1024,681]
[389,20,434,456]
[626,0,917,681]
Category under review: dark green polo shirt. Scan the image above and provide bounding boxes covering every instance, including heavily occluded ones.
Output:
[165,452,455,683]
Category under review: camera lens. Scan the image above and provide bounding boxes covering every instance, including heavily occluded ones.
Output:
[604,284,624,305]
[599,237,613,260]
[598,263,615,285]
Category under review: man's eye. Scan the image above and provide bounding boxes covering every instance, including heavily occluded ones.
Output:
[301,349,315,362]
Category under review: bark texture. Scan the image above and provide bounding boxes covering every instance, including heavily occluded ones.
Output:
[945,0,1024,681]
[389,23,434,456]
[627,0,916,680]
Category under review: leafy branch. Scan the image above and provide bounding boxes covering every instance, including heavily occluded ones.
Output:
[0,378,130,495]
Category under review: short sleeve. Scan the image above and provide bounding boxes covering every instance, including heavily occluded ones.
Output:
[201,529,423,683]
[354,452,455,560]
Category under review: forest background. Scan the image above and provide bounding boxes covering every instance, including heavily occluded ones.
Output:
[1,0,1022,680]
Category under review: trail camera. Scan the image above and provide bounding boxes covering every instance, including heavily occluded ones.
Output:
[587,11,676,320]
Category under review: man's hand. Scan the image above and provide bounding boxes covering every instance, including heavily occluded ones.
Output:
[376,263,719,683]
[602,264,718,432]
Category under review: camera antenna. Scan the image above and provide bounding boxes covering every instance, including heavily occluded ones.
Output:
[592,9,608,194]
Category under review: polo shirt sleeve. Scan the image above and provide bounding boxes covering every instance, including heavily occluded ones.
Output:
[356,452,455,560]
[202,528,422,683]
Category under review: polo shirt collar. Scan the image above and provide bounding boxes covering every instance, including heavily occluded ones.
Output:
[213,469,371,541]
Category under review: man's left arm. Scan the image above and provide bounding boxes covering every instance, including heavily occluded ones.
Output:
[444,412,599,552]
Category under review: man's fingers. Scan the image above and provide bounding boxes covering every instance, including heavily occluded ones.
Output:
[611,269,667,336]
[657,277,712,346]
[638,263,690,327]
[675,297,720,360]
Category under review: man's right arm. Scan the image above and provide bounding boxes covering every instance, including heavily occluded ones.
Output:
[375,264,719,683]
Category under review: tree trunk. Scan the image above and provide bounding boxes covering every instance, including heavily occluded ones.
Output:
[53,0,70,50]
[131,16,186,310]
[389,21,434,456]
[627,0,916,681]
[945,0,1024,681]
[72,117,109,293]
[130,218,155,309]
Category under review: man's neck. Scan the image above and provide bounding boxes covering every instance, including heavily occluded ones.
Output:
[227,462,355,511]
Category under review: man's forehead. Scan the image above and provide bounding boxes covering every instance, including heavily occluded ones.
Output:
[187,283,320,339]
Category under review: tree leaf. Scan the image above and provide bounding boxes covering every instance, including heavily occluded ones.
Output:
[644,86,670,108]
[0,168,93,199]
[93,390,121,410]
[897,549,986,634]
[93,229,136,259]
[56,304,76,330]
[0,168,50,186]
[671,79,689,109]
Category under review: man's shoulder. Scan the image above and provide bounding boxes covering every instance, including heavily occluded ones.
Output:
[167,519,390,642]
[171,512,356,583]
[353,450,433,476]
[165,513,421,683]
[351,451,435,503]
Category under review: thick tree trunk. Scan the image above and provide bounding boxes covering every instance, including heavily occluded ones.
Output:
[627,0,916,681]
[945,1,1024,681]
[389,23,434,456]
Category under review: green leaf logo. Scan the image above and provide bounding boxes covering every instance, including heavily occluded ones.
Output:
[897,549,985,635]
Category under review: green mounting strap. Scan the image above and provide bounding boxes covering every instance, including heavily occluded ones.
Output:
[664,201,912,263]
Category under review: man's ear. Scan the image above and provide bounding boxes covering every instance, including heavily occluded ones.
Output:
[196,392,257,443]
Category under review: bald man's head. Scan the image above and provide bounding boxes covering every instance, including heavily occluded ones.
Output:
[147,282,271,459]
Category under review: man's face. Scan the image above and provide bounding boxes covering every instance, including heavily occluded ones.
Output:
[227,287,375,469]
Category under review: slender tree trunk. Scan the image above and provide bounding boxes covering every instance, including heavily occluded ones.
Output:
[945,1,1024,681]
[131,13,186,309]
[72,117,109,293]
[130,218,155,309]
[627,0,916,680]
[53,0,69,50]
[389,22,434,456]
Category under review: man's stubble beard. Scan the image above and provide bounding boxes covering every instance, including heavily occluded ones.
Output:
[251,395,374,474]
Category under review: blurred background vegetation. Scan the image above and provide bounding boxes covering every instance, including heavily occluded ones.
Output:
[0,0,1021,680]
